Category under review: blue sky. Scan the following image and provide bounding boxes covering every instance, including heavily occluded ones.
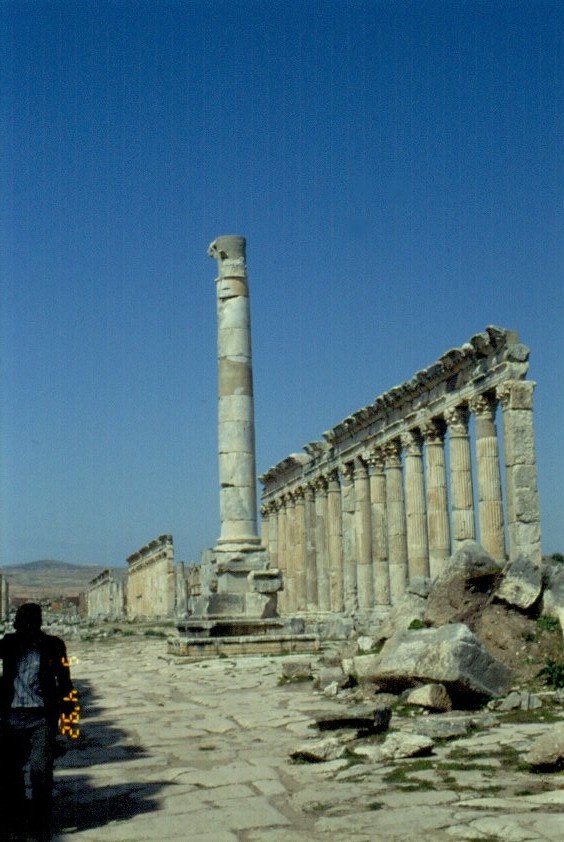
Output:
[1,0,562,567]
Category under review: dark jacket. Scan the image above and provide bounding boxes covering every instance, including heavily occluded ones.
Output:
[0,631,74,721]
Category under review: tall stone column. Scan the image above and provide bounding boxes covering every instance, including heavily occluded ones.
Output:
[402,429,430,580]
[384,440,408,602]
[285,492,297,612]
[304,483,319,609]
[267,501,279,571]
[367,448,390,606]
[208,236,261,551]
[327,470,344,612]
[445,405,475,550]
[277,496,288,613]
[422,419,451,578]
[315,476,331,611]
[497,380,542,563]
[354,457,374,612]
[260,505,270,553]
[293,487,308,610]
[341,462,358,613]
[470,393,505,560]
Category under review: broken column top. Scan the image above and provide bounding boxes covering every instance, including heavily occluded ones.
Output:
[208,234,246,262]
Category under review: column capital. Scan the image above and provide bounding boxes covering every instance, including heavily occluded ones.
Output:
[366,446,385,473]
[314,474,328,494]
[327,469,341,491]
[293,485,306,502]
[421,418,446,443]
[341,461,355,481]
[401,429,423,455]
[354,457,369,479]
[496,379,536,410]
[384,439,402,468]
[469,392,496,420]
[304,482,316,501]
[444,404,470,434]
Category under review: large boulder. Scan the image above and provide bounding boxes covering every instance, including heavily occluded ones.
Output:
[351,623,511,704]
[424,541,503,627]
[494,555,543,610]
[523,723,564,770]
[542,565,564,636]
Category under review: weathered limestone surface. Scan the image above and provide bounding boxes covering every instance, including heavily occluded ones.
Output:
[127,534,176,620]
[86,569,126,620]
[50,638,564,842]
[209,235,261,553]
[495,554,543,610]
[260,327,543,620]
[0,574,9,620]
[350,623,512,700]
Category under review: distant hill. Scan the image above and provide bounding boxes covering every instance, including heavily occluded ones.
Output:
[0,559,126,600]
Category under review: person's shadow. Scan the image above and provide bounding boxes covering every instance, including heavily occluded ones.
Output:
[52,677,169,835]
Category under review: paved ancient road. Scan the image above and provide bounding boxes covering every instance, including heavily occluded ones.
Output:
[51,637,563,842]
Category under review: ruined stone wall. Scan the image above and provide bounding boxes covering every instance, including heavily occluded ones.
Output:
[260,327,542,616]
[86,570,126,620]
[127,534,176,620]
[0,575,9,621]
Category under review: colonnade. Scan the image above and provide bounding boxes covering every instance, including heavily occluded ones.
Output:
[261,378,541,616]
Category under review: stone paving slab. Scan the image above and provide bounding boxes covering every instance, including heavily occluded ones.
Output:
[45,638,564,842]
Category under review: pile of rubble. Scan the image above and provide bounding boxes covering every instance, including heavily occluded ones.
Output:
[285,541,564,771]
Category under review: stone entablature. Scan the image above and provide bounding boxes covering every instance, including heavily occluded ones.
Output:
[260,327,542,616]
[86,569,126,620]
[127,534,176,620]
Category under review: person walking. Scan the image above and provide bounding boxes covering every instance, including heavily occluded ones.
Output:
[0,602,75,841]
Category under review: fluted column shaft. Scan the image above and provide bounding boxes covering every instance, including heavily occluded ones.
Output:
[267,501,279,571]
[340,463,358,613]
[497,381,542,563]
[402,430,430,580]
[315,477,331,611]
[277,497,288,613]
[285,493,297,612]
[471,393,505,560]
[368,449,390,605]
[354,458,374,612]
[384,440,408,601]
[422,420,451,578]
[260,506,270,552]
[327,471,344,612]
[446,405,475,549]
[293,487,308,610]
[304,484,318,609]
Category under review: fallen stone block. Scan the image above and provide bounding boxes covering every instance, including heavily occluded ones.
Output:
[405,683,452,711]
[523,723,564,770]
[356,623,511,703]
[424,541,503,626]
[314,665,347,690]
[542,566,564,636]
[412,717,474,740]
[289,737,348,763]
[496,690,542,711]
[353,732,434,762]
[495,555,543,610]
[314,706,392,734]
[280,661,313,682]
[357,635,376,653]
[376,593,428,640]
